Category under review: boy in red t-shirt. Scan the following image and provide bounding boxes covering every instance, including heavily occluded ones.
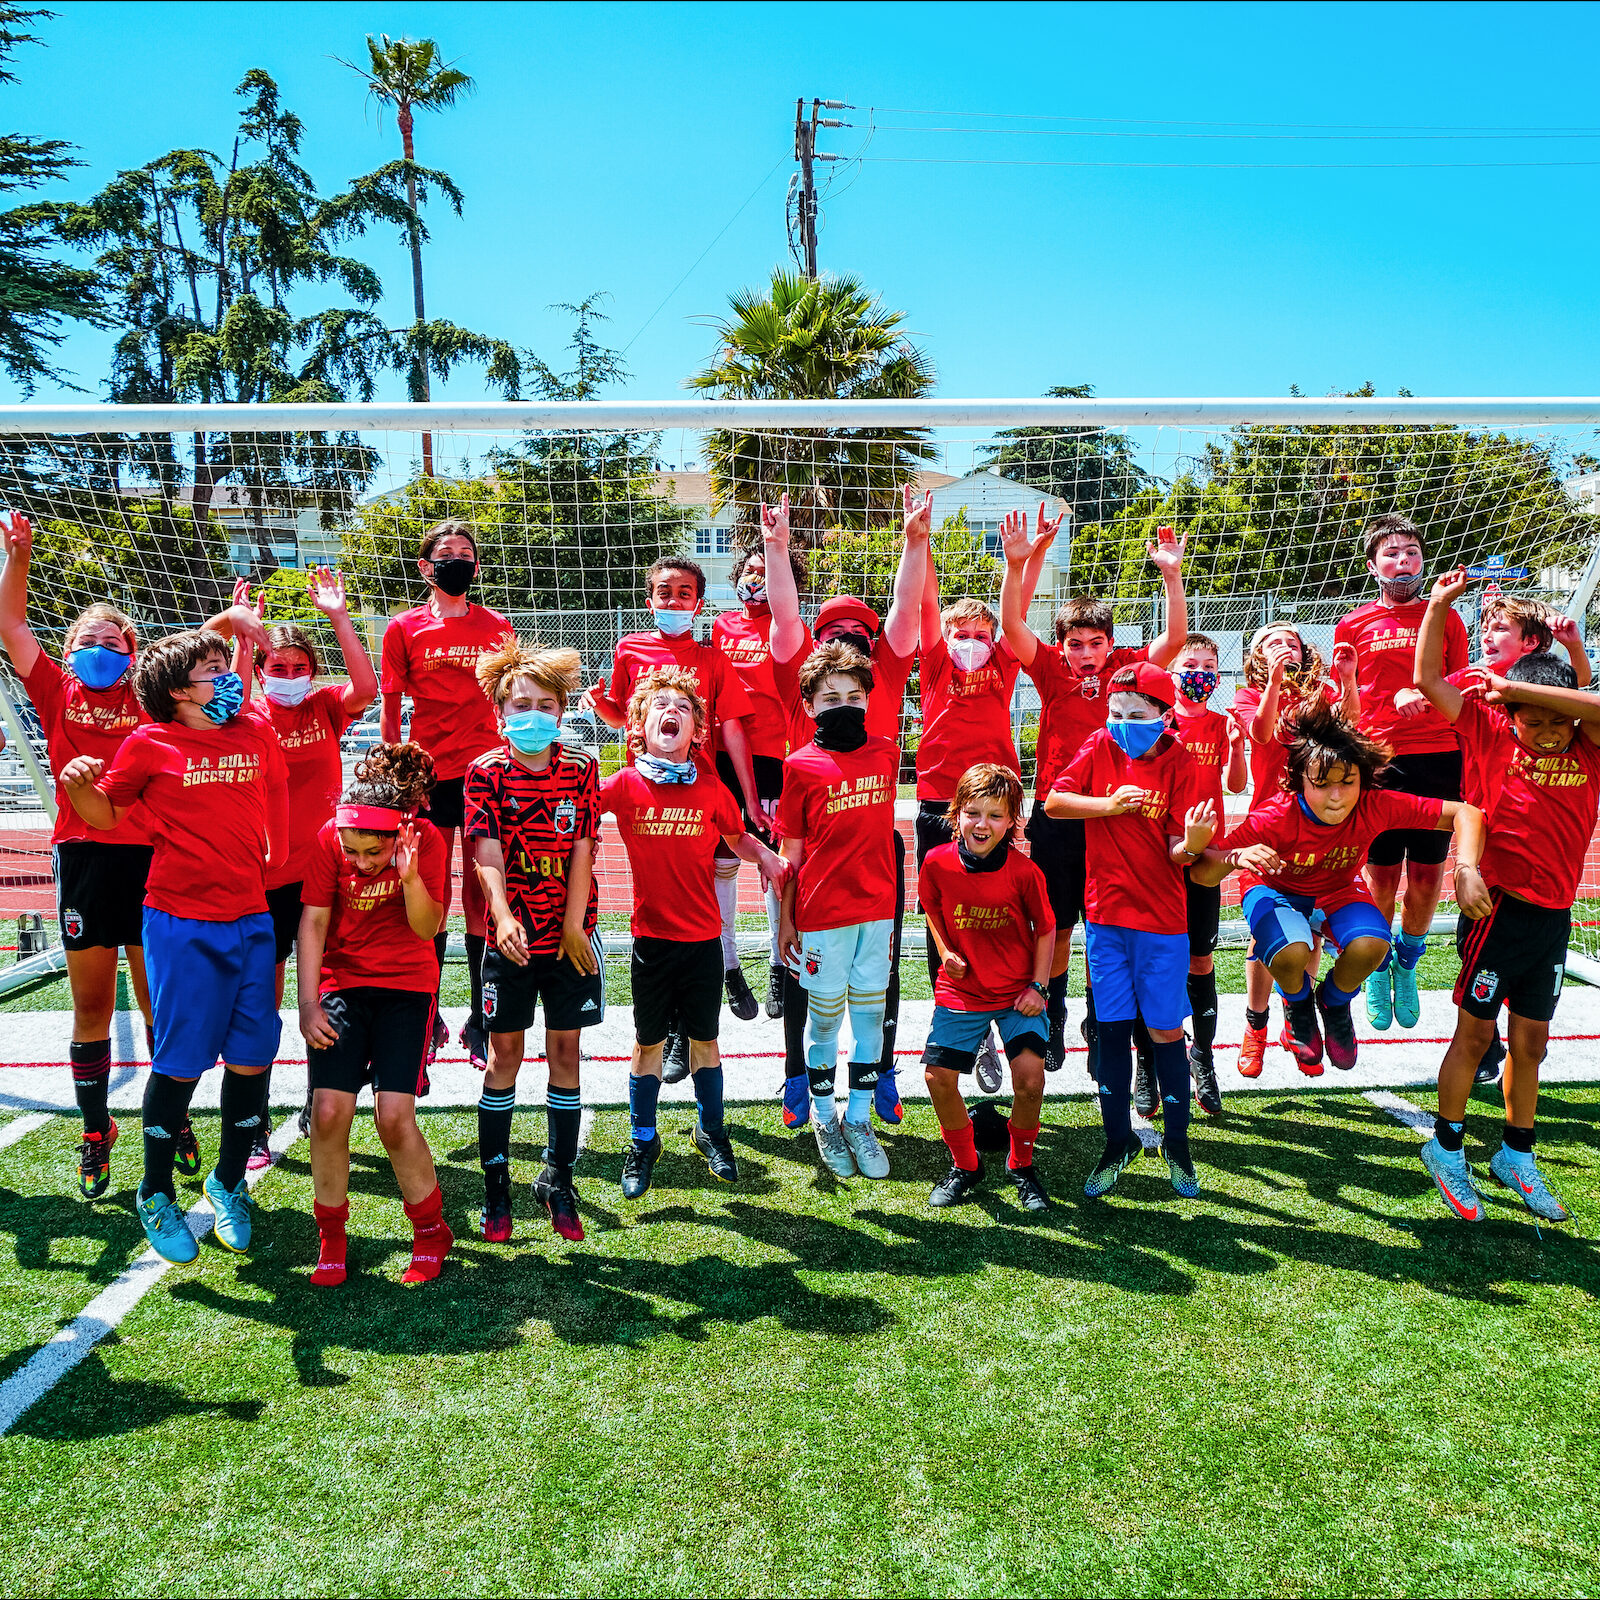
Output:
[1414,569,1600,1225]
[61,630,289,1267]
[1000,515,1189,1075]
[919,764,1055,1211]
[777,643,902,1182]
[297,744,451,1287]
[465,640,605,1245]
[1047,662,1216,1201]
[602,668,787,1200]
[379,518,514,1070]
[1335,514,1470,1034]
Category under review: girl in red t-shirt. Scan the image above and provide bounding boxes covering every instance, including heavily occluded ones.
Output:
[297,743,451,1288]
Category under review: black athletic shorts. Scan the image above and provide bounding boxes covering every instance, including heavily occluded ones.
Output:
[914,799,953,868]
[423,774,466,833]
[308,987,435,1097]
[1186,870,1221,959]
[265,881,303,964]
[1024,809,1085,930]
[715,750,784,833]
[53,841,152,951]
[481,934,607,1034]
[1368,749,1462,868]
[1454,890,1570,1025]
[633,935,722,1046]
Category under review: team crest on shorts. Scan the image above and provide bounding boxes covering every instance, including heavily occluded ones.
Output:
[482,984,497,1020]
[805,952,819,977]
[63,908,83,940]
[554,798,576,834]
[1471,969,1499,1004]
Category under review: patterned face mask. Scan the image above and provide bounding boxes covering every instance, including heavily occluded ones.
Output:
[1176,668,1218,704]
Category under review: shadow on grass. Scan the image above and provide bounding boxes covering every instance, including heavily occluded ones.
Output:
[10,1351,265,1440]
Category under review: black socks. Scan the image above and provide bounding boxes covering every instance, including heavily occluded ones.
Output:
[465,932,487,1032]
[215,1071,270,1190]
[139,1072,200,1202]
[1187,971,1218,1054]
[782,968,809,1082]
[1152,1038,1191,1167]
[70,1039,112,1135]
[478,1085,515,1194]
[1245,1006,1269,1032]
[1433,1116,1465,1152]
[545,1086,582,1172]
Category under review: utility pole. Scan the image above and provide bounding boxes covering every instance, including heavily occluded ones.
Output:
[791,97,852,279]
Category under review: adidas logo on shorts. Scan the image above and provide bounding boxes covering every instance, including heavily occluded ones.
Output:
[580,998,598,1012]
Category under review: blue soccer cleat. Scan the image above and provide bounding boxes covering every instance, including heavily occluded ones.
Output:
[1489,1146,1568,1222]
[1391,960,1421,1030]
[137,1189,199,1264]
[781,1072,811,1132]
[1420,1136,1483,1222]
[203,1168,253,1253]
[872,1065,903,1127]
[1364,966,1394,1031]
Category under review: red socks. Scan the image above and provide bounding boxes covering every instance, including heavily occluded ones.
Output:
[311,1199,348,1287]
[1008,1121,1040,1171]
[402,1185,452,1285]
[941,1118,979,1172]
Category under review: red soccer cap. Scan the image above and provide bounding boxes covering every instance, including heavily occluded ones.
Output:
[1108,660,1176,710]
[814,595,881,637]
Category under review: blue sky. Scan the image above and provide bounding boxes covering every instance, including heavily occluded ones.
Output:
[12,0,1600,414]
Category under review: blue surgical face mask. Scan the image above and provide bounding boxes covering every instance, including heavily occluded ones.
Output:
[653,607,696,637]
[636,753,698,784]
[1109,717,1166,760]
[503,708,562,754]
[198,671,244,725]
[67,645,132,691]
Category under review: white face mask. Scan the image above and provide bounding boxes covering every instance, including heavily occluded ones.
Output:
[949,638,993,672]
[262,675,313,707]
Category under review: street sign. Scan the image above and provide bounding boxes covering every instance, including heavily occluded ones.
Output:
[1467,564,1529,581]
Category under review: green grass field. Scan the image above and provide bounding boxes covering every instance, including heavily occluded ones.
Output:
[2,1083,1598,1596]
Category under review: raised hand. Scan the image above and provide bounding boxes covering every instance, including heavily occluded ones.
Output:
[1331,641,1358,689]
[1184,800,1218,854]
[902,484,933,543]
[760,492,792,551]
[1431,566,1470,606]
[309,566,348,618]
[1147,524,1187,577]
[999,508,1035,565]
[394,820,420,884]
[1035,502,1066,549]
[0,512,33,560]
[1552,613,1583,650]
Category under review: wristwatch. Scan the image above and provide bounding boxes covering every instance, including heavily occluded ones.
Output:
[1028,980,1049,998]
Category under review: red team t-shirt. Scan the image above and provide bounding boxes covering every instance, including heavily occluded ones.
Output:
[463,745,601,954]
[600,767,743,942]
[262,683,355,888]
[1054,729,1203,934]
[607,631,755,773]
[23,654,151,846]
[777,734,901,932]
[379,602,513,780]
[915,636,1022,801]
[99,710,288,920]
[1174,704,1230,818]
[1228,681,1341,808]
[301,817,449,994]
[711,610,792,761]
[1220,788,1445,911]
[1335,598,1469,758]
[771,634,914,745]
[1024,642,1148,801]
[917,843,1055,1011]
[1452,696,1600,910]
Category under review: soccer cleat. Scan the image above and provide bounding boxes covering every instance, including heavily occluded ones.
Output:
[1392,960,1422,1030]
[479,1195,513,1243]
[1008,1164,1050,1212]
[974,1033,1004,1096]
[1475,1030,1506,1086]
[1364,965,1394,1031]
[533,1165,584,1242]
[662,1029,691,1086]
[174,1118,202,1178]
[1315,990,1360,1072]
[137,1188,199,1264]
[402,1221,454,1285]
[246,1126,274,1173]
[77,1119,118,1200]
[426,1010,449,1069]
[203,1169,253,1253]
[693,1122,740,1183]
[1280,996,1324,1074]
[765,964,786,1020]
[725,966,760,1022]
[1083,1134,1143,1199]
[460,1021,490,1073]
[297,1089,313,1139]
[1189,1044,1222,1116]
[621,1134,662,1199]
[781,1073,812,1132]
[1489,1146,1569,1222]
[1419,1136,1483,1222]
[1237,1025,1267,1079]
[1044,1016,1065,1074]
[872,1064,903,1126]
[929,1161,985,1207]
[812,1113,857,1178]
[1160,1139,1201,1199]
[840,1119,890,1179]
[1133,1050,1159,1119]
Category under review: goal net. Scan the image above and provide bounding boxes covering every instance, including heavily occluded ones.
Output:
[2,397,1598,969]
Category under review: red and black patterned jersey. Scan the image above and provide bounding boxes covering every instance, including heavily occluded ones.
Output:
[463,743,601,952]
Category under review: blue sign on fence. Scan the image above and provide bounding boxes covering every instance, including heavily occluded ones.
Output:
[1467,564,1530,581]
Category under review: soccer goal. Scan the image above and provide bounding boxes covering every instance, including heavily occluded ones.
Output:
[2,395,1598,981]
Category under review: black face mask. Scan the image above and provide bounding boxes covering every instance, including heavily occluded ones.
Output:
[957,835,1010,873]
[828,630,873,656]
[812,703,868,751]
[429,557,476,598]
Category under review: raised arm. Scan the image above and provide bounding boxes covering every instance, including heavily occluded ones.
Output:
[0,514,41,677]
[999,510,1051,669]
[58,756,127,832]
[919,544,942,656]
[1480,667,1600,738]
[1414,570,1469,724]
[882,486,932,659]
[1549,611,1593,689]
[1145,526,1189,669]
[761,494,808,666]
[305,567,378,716]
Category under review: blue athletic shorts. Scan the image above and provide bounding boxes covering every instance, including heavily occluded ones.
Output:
[144,907,281,1078]
[1084,922,1191,1029]
[1242,885,1391,968]
[924,1004,1048,1073]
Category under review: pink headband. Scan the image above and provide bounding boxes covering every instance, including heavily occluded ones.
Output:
[335,804,403,832]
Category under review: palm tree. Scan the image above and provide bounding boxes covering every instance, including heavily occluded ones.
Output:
[689,269,937,546]
[339,34,473,475]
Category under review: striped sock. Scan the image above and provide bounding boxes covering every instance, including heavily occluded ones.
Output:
[477,1087,516,1190]
[70,1039,112,1136]
[546,1087,582,1171]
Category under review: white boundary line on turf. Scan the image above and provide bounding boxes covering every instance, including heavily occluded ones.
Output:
[0,1111,303,1438]
[0,1113,51,1152]
[1364,1089,1435,1137]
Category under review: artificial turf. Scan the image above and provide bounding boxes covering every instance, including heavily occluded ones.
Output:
[1,1084,1597,1596]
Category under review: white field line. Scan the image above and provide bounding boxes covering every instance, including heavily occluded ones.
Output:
[1364,1089,1435,1137]
[0,1111,303,1437]
[0,1113,51,1152]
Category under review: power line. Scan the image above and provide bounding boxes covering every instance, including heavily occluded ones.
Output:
[860,154,1600,172]
[868,105,1600,136]
[866,123,1600,143]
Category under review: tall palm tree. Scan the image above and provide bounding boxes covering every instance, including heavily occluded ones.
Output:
[689,269,937,546]
[339,34,473,475]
